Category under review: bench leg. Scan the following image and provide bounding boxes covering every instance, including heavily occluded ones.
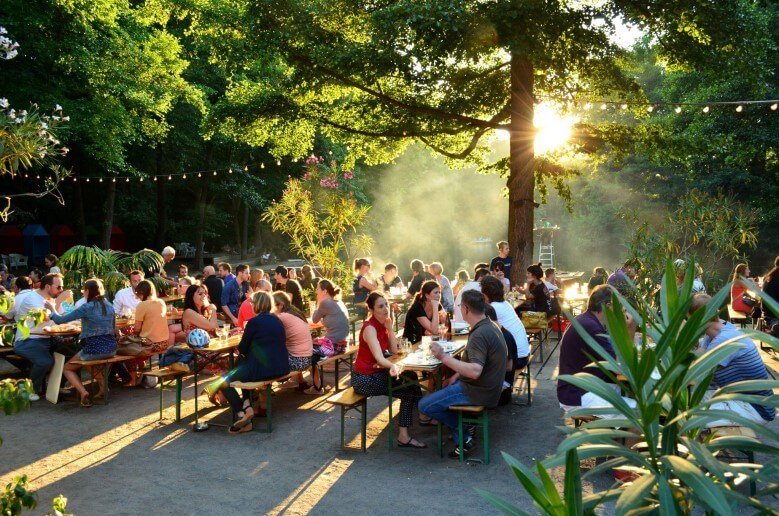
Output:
[265,384,273,433]
[334,359,340,393]
[483,412,490,465]
[102,364,109,404]
[340,405,346,449]
[526,364,532,406]
[360,399,367,453]
[457,411,465,463]
[175,377,182,422]
[159,379,164,420]
[746,450,756,496]
[438,422,443,459]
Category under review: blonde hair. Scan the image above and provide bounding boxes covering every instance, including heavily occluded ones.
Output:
[252,290,275,315]
[429,262,443,275]
[732,263,748,282]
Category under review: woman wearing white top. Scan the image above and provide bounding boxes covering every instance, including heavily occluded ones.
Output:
[480,276,530,361]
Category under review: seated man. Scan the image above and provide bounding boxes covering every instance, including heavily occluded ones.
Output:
[689,294,775,427]
[420,290,507,458]
[557,285,637,417]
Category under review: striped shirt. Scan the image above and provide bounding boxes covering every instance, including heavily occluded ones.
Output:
[701,322,775,421]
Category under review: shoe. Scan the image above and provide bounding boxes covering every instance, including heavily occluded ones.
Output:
[614,469,640,485]
[278,380,299,390]
[465,425,476,437]
[447,436,474,459]
[303,384,324,395]
[228,422,253,434]
[29,393,40,402]
[59,387,72,395]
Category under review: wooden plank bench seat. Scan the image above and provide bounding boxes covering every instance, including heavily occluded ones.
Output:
[71,355,134,404]
[143,367,190,422]
[231,373,294,432]
[326,386,367,452]
[317,346,359,392]
[525,327,547,362]
[728,305,748,327]
[446,405,490,464]
[709,425,759,495]
[571,414,599,427]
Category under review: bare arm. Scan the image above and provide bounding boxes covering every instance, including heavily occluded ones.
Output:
[363,325,396,369]
[184,309,218,332]
[360,275,378,291]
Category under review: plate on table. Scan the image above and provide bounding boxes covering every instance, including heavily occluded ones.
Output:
[452,322,469,334]
[437,341,459,353]
[402,352,440,366]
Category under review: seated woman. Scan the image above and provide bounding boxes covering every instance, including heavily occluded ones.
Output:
[122,280,174,386]
[587,267,608,291]
[452,269,470,298]
[237,279,272,329]
[481,276,530,372]
[306,279,350,394]
[402,280,447,344]
[352,291,425,448]
[730,263,756,316]
[492,262,511,293]
[272,291,313,389]
[180,284,219,337]
[47,279,117,407]
[352,258,378,319]
[215,291,289,434]
[518,263,552,315]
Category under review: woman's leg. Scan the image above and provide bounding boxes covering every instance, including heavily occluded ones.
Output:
[353,371,422,445]
[63,360,88,401]
[392,371,423,441]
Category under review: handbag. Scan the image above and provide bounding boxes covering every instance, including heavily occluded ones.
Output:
[520,311,548,329]
[741,296,757,308]
[116,335,148,357]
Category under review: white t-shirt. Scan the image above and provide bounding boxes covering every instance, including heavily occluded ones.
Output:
[13,290,49,341]
[113,286,139,315]
[454,281,481,322]
[4,288,33,320]
[544,281,559,292]
[491,300,529,358]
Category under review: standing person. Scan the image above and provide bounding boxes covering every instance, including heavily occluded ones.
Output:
[379,263,403,293]
[403,280,447,344]
[518,263,552,315]
[454,268,491,322]
[730,263,756,316]
[12,273,71,399]
[221,264,251,326]
[352,258,377,318]
[272,291,313,389]
[762,257,779,334]
[429,262,454,313]
[158,246,176,284]
[44,254,60,274]
[490,241,513,286]
[352,291,425,448]
[47,279,117,407]
[113,270,144,316]
[273,265,305,312]
[307,279,350,394]
[213,292,289,434]
[587,267,608,291]
[299,265,319,291]
[406,259,433,299]
[420,289,508,458]
[202,265,224,313]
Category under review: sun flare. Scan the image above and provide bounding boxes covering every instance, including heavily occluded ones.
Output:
[533,103,577,155]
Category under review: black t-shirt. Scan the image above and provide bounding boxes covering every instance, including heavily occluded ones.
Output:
[407,272,434,297]
[530,281,552,314]
[380,275,402,292]
[284,279,305,312]
[588,274,607,291]
[203,275,224,313]
[764,275,779,319]
[490,255,513,283]
[402,300,443,343]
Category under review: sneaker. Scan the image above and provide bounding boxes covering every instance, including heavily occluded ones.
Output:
[29,393,40,402]
[465,425,476,437]
[447,436,474,459]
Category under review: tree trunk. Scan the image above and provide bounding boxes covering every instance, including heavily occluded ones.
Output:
[241,200,249,258]
[195,186,206,269]
[101,179,117,250]
[73,181,87,244]
[507,54,536,285]
[154,144,167,248]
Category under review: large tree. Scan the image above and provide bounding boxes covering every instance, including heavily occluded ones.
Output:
[202,0,772,282]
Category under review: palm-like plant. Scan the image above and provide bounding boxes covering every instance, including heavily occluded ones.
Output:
[58,245,164,299]
[481,262,779,514]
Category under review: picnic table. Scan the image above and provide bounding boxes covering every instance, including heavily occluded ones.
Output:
[384,334,468,453]
[160,294,184,304]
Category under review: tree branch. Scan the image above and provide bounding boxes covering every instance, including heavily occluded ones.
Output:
[418,102,512,159]
[318,117,465,138]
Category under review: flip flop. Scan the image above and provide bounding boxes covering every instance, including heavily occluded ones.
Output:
[228,422,253,434]
[397,437,427,449]
[80,395,93,408]
[233,407,254,429]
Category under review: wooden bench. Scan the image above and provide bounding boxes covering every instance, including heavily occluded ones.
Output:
[71,355,135,404]
[143,367,190,422]
[443,405,490,464]
[571,414,598,428]
[710,425,759,496]
[317,346,359,392]
[326,387,367,452]
[231,373,293,432]
[728,305,749,328]
[526,327,547,362]
[511,352,535,406]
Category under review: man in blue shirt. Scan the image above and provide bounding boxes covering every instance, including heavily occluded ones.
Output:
[221,264,250,325]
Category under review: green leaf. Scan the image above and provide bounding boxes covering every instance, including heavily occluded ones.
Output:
[563,449,582,516]
[474,488,529,516]
[660,455,731,514]
[614,472,656,513]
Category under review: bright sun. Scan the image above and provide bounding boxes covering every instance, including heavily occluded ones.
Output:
[533,103,577,155]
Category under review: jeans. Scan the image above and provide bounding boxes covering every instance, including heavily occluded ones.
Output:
[14,338,54,393]
[418,381,472,442]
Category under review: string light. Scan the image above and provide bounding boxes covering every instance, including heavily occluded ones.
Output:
[112,178,116,183]
[675,106,682,114]
[139,177,144,182]
[213,170,217,176]
[168,175,172,181]
[583,102,592,110]
[73,177,77,182]
[600,103,607,110]
[736,105,743,113]
[153,177,158,181]
[702,106,710,113]
[276,160,281,166]
[182,174,187,179]
[646,105,654,112]
[261,163,265,169]
[620,103,628,110]
[772,103,778,111]
[243,166,248,171]
[85,178,90,182]
[125,177,129,182]
[99,178,103,183]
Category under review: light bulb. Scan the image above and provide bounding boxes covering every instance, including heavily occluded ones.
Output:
[182,174,187,179]
[153,177,158,181]
[675,106,682,114]
[621,103,628,110]
[198,172,202,178]
[261,163,265,169]
[276,160,281,166]
[125,177,129,182]
[168,175,172,180]
[646,105,654,112]
[583,102,592,110]
[99,178,103,182]
[600,103,607,110]
[771,103,778,111]
[86,178,90,182]
[736,105,743,112]
[702,106,710,113]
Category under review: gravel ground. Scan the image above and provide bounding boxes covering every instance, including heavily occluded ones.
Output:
[1,340,777,515]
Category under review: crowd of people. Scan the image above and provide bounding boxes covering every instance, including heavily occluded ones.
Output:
[1,242,776,460]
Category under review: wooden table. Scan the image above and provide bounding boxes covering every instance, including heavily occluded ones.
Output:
[385,337,467,454]
[160,294,184,304]
[189,334,241,429]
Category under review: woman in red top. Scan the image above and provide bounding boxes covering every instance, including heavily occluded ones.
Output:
[731,263,755,314]
[351,291,425,448]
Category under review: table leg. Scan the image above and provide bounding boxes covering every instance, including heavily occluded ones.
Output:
[387,373,394,450]
[175,377,182,422]
[334,359,341,393]
[265,383,273,433]
[228,349,235,370]
[103,364,109,405]
[193,352,200,426]
[435,370,442,458]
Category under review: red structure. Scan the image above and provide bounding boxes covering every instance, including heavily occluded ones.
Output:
[0,225,24,255]
[110,225,126,251]
[50,224,76,255]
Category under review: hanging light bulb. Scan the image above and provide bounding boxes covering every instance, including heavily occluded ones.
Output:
[139,177,144,182]
[125,177,130,182]
[675,106,682,114]
[620,103,628,110]
[583,102,592,110]
[197,172,202,178]
[261,163,265,169]
[276,159,281,166]
[99,178,104,183]
[153,176,158,181]
[73,177,77,182]
[771,103,778,111]
[736,105,743,112]
[702,106,710,113]
[646,105,654,112]
[86,178,90,182]
[24,174,29,178]
[182,174,187,179]
[36,175,40,179]
[168,175,172,181]
[243,166,248,171]
[600,103,607,110]
[213,171,217,176]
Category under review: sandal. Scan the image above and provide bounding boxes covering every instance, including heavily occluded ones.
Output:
[80,394,93,408]
[228,422,253,434]
[303,384,324,395]
[397,437,427,449]
[233,407,254,429]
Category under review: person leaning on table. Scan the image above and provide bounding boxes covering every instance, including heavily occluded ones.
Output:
[351,291,426,448]
[419,289,507,459]
[556,285,638,417]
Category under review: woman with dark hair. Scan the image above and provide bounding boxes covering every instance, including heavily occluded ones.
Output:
[300,264,319,291]
[352,258,377,318]
[402,280,447,344]
[763,257,779,331]
[306,279,350,394]
[587,267,608,291]
[272,291,313,389]
[44,254,60,274]
[731,263,756,315]
[519,263,552,314]
[406,259,432,298]
[352,291,425,448]
[213,291,289,434]
[181,284,218,335]
[48,279,117,407]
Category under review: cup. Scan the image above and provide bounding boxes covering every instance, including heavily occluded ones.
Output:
[309,301,317,316]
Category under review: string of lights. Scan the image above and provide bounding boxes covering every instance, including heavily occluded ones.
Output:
[538,95,779,114]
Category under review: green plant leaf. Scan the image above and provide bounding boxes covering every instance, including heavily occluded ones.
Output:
[474,488,529,516]
[563,449,582,516]
[614,472,656,513]
[660,455,732,514]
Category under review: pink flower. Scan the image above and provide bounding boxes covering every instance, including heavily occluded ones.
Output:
[317,156,324,163]
[343,171,354,180]
[303,172,311,180]
[305,154,318,165]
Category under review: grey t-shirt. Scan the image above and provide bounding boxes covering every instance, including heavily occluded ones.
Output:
[312,297,350,343]
[460,317,508,407]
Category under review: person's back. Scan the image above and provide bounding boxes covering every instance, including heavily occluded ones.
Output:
[239,313,289,379]
[557,310,615,406]
[284,279,305,311]
[203,275,223,311]
[490,300,529,359]
[461,317,508,408]
[313,296,349,343]
[135,298,168,343]
[277,311,313,357]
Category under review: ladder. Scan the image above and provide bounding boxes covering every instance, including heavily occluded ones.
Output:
[539,244,554,269]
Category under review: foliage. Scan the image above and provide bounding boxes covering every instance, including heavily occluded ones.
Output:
[0,379,33,420]
[480,262,779,514]
[0,293,13,317]
[16,309,45,341]
[262,156,373,287]
[58,245,163,298]
[625,190,759,295]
